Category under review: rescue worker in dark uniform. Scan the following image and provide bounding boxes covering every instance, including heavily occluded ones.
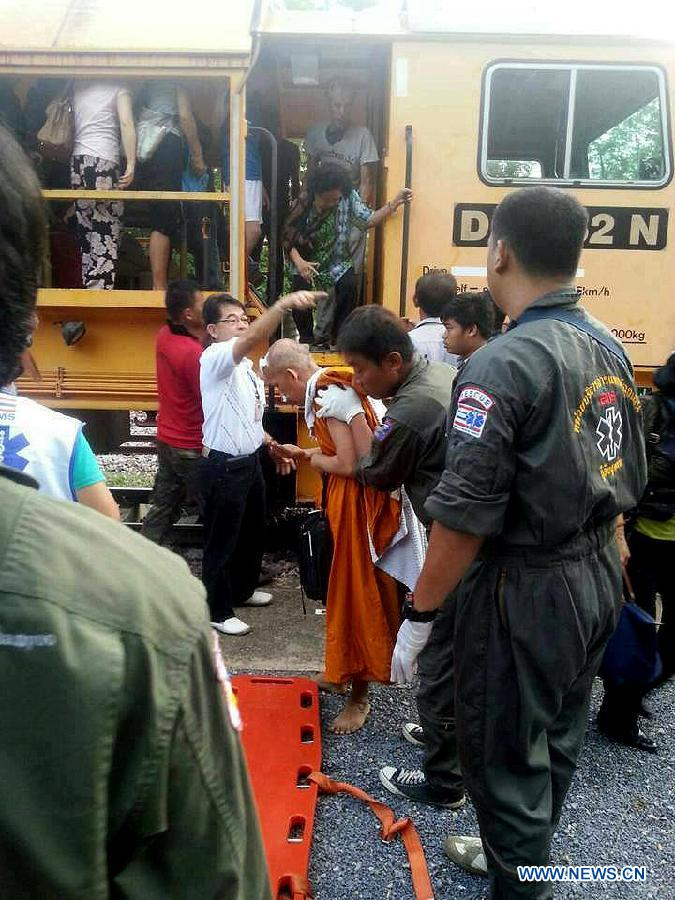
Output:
[315,305,465,806]
[411,187,647,898]
[0,123,271,900]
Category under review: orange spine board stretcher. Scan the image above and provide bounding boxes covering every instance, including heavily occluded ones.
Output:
[232,675,321,899]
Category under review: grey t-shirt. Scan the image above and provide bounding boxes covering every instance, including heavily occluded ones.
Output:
[304,122,379,186]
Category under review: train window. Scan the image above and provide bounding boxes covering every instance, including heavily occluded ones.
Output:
[481,64,670,188]
[485,159,543,179]
[572,69,666,182]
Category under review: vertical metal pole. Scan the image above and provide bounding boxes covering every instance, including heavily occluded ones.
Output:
[249,125,278,306]
[179,204,188,280]
[399,125,413,317]
[229,78,245,298]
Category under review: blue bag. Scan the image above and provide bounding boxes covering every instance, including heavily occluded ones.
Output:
[599,600,662,688]
[182,168,209,193]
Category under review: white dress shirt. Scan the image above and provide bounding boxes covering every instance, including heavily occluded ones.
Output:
[409,317,461,368]
[200,339,265,455]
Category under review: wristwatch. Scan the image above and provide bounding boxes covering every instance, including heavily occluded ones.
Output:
[403,595,437,623]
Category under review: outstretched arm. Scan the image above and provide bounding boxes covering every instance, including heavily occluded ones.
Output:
[232,291,323,365]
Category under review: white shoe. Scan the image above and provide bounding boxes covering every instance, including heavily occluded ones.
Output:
[243,590,273,607]
[211,616,250,636]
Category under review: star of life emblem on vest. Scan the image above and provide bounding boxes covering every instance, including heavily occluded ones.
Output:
[596,406,623,462]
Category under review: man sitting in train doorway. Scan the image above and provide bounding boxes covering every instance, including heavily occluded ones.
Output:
[304,78,379,306]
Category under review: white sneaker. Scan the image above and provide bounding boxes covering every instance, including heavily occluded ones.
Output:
[211,617,250,636]
[243,590,273,607]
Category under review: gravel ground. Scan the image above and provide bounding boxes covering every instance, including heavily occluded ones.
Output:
[100,453,674,898]
[309,680,674,900]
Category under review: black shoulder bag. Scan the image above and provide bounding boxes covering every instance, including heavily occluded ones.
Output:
[298,475,333,607]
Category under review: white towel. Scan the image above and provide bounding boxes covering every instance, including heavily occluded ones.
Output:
[369,488,428,593]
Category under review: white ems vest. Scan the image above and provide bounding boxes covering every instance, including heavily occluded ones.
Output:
[0,391,81,501]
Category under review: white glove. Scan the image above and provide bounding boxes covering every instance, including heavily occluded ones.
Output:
[315,384,364,424]
[390,619,434,685]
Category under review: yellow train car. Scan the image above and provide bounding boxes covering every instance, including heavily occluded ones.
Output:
[1,2,672,474]
[256,4,675,387]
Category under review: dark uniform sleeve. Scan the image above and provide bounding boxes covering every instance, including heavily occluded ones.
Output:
[355,417,424,492]
[113,630,272,900]
[425,375,520,537]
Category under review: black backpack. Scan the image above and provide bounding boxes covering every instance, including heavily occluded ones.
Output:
[638,393,675,521]
[298,477,333,605]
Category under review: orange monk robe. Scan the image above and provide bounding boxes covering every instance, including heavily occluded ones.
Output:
[311,369,402,685]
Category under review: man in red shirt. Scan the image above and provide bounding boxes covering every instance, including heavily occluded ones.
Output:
[142,280,205,545]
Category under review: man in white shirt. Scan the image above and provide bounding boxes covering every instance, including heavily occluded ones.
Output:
[408,272,461,368]
[305,78,379,280]
[304,79,379,205]
[200,289,318,636]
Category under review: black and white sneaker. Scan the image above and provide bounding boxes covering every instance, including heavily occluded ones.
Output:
[379,766,466,808]
[402,722,426,747]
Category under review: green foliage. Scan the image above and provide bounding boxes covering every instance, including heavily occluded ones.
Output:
[588,98,664,182]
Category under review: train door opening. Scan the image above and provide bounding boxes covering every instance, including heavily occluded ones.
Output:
[246,38,391,313]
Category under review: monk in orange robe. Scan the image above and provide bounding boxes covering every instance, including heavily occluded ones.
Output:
[263,340,402,733]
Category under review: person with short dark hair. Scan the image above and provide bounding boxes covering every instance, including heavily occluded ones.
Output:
[374,290,497,810]
[409,186,646,894]
[441,290,495,363]
[408,272,460,366]
[141,280,206,546]
[199,288,319,636]
[0,123,271,900]
[282,161,411,348]
[315,305,459,800]
[598,350,675,752]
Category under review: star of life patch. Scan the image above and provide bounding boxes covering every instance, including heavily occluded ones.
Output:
[374,419,394,442]
[213,633,243,732]
[453,402,489,439]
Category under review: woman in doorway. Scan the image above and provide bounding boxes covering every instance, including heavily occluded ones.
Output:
[282,161,411,349]
[70,82,136,289]
[136,82,206,291]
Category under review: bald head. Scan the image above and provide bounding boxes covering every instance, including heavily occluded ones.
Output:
[263,339,319,405]
[265,339,314,377]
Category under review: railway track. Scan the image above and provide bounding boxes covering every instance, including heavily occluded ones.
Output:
[111,486,203,545]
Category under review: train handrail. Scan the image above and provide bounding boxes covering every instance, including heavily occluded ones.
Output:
[42,189,230,202]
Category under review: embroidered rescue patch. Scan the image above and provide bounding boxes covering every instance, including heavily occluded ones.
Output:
[457,387,494,410]
[453,402,489,438]
[374,419,394,442]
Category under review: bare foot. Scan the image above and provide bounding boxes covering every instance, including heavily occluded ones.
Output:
[314,672,348,695]
[328,698,371,734]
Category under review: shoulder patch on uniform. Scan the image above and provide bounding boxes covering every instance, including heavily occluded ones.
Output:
[453,403,489,439]
[457,387,494,410]
[374,418,395,442]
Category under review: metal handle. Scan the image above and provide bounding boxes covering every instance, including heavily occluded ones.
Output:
[399,125,413,317]
[249,126,278,306]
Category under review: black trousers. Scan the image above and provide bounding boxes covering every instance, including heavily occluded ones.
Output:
[199,450,266,622]
[416,591,464,793]
[598,527,674,735]
[291,268,358,345]
[627,528,674,680]
[454,529,619,899]
[141,441,201,546]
